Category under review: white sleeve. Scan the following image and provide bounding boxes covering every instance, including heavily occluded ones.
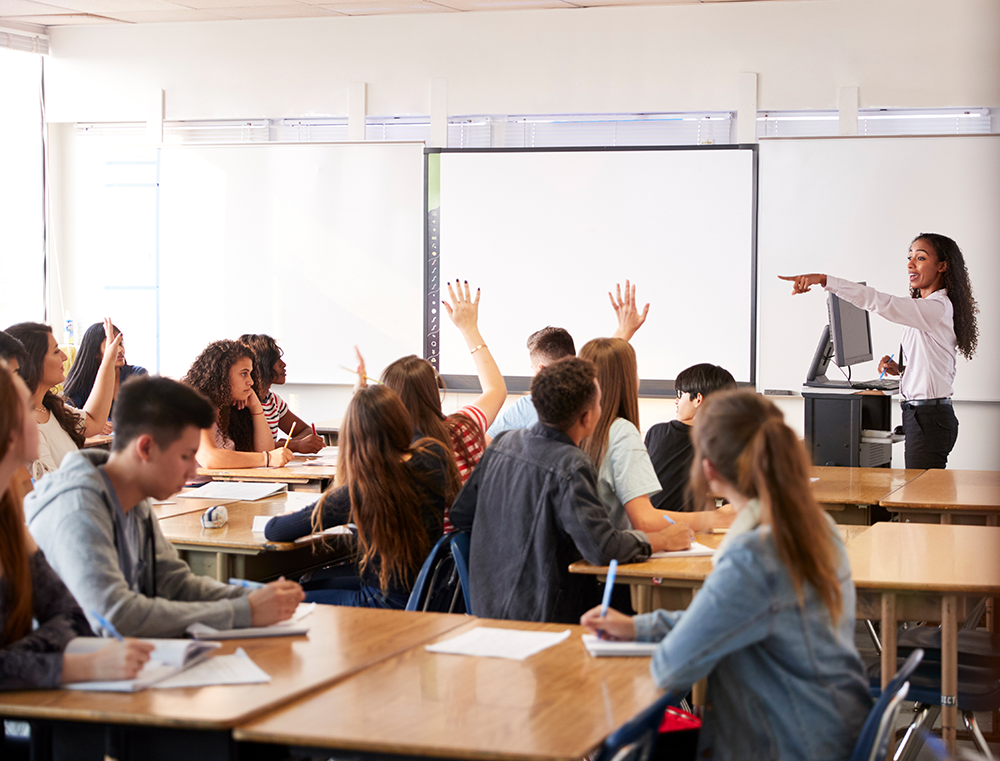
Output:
[824,275,946,332]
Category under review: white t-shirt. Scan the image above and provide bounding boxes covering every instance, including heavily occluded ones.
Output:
[825,275,957,400]
[32,405,85,481]
[597,417,663,531]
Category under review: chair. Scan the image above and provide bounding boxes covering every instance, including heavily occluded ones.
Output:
[592,691,682,761]
[448,530,473,614]
[406,533,465,613]
[850,648,923,761]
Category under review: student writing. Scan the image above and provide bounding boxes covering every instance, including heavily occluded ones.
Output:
[780,232,979,469]
[238,333,324,454]
[0,360,152,690]
[582,390,871,761]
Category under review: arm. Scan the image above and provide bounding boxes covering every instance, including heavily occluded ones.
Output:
[246,390,280,452]
[278,408,324,454]
[609,280,650,341]
[80,318,120,437]
[195,427,293,469]
[265,489,346,542]
[442,280,507,427]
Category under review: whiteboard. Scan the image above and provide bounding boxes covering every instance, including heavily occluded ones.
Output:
[429,147,756,393]
[157,142,425,382]
[757,135,1000,402]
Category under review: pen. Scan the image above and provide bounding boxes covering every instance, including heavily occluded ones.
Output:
[311,422,317,436]
[91,610,124,641]
[284,422,296,449]
[600,559,618,618]
[879,353,894,380]
[229,577,266,589]
[663,513,675,525]
[339,365,381,384]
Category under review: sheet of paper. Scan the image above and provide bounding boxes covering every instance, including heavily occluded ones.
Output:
[252,515,273,533]
[186,604,315,640]
[301,456,338,467]
[184,482,288,501]
[581,634,658,657]
[650,540,717,559]
[293,524,355,544]
[425,627,571,661]
[154,648,271,689]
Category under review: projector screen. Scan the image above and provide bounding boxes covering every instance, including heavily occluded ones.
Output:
[426,147,757,395]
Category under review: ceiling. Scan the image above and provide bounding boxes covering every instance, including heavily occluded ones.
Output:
[0,0,789,28]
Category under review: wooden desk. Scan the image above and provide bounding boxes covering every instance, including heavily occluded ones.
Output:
[314,418,341,445]
[236,618,666,761]
[879,468,1000,525]
[847,522,1000,756]
[0,607,469,761]
[811,466,925,524]
[158,493,346,581]
[83,433,113,449]
[149,490,240,520]
[196,459,337,493]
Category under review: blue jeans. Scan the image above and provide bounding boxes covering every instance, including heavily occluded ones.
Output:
[305,583,409,609]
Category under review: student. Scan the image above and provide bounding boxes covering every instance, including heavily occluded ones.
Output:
[486,280,649,440]
[265,384,448,609]
[450,357,682,624]
[0,360,152,691]
[63,321,148,422]
[6,320,118,480]
[578,339,733,534]
[645,363,737,513]
[780,232,979,469]
[582,390,871,761]
[24,376,304,638]
[238,334,324,454]
[360,280,505,525]
[0,331,27,374]
[182,339,294,469]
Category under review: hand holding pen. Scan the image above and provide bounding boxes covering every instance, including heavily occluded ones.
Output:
[878,354,899,378]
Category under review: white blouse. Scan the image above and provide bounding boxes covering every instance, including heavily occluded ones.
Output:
[32,406,85,481]
[825,275,956,401]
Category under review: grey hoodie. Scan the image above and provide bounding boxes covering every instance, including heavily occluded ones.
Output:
[24,450,252,638]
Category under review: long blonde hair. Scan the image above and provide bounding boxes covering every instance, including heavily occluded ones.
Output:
[689,389,843,622]
[578,338,639,469]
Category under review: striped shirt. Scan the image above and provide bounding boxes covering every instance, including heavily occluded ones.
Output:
[260,390,289,443]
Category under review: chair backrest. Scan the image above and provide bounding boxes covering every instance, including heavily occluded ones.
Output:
[448,530,473,614]
[592,691,679,761]
[406,533,468,613]
[850,648,924,761]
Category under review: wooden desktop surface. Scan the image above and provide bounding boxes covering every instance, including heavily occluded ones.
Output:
[150,491,240,520]
[0,607,468,731]
[157,493,321,552]
[811,466,925,506]
[236,618,665,761]
[197,462,337,484]
[879,468,1000,516]
[83,434,114,449]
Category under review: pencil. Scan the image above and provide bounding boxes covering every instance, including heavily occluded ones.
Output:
[284,422,296,449]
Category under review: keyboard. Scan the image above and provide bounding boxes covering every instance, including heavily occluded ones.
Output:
[850,378,900,392]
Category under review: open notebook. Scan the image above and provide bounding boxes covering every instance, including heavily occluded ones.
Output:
[64,637,221,692]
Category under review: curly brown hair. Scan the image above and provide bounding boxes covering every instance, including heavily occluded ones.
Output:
[909,234,979,360]
[182,340,258,452]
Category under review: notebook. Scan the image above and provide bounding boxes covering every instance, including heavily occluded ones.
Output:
[582,634,658,657]
[64,637,221,692]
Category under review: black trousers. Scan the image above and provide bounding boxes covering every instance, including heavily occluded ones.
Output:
[902,403,958,469]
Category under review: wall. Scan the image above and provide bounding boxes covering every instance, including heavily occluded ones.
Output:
[43,0,1000,470]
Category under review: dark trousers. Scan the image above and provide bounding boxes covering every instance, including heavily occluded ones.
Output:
[902,404,958,469]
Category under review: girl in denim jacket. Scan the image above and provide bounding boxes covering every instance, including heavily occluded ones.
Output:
[582,390,871,761]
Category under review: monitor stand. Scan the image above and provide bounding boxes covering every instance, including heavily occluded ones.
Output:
[803,325,852,388]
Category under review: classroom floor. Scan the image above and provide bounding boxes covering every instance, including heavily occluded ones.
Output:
[853,622,1000,761]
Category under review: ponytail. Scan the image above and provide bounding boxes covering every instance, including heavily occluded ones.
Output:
[690,390,843,623]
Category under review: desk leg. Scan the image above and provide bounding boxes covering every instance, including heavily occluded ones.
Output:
[215,552,227,583]
[941,595,958,757]
[880,594,897,758]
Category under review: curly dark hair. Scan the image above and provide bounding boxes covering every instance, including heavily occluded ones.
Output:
[238,333,283,397]
[530,356,598,432]
[182,340,258,452]
[910,233,979,360]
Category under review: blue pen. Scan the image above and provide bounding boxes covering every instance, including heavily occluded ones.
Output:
[663,512,675,525]
[879,353,894,380]
[600,560,618,618]
[91,610,124,641]
[229,577,266,590]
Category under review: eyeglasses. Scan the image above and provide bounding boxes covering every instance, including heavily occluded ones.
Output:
[675,389,687,400]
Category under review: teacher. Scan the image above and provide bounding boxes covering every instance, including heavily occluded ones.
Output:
[779,233,979,469]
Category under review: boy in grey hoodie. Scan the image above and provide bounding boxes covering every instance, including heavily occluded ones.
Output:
[25,376,303,638]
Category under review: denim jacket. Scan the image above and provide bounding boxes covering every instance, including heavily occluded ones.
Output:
[634,516,871,761]
[450,423,651,623]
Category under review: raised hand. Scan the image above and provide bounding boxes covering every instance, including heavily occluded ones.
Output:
[442,279,480,336]
[609,280,650,340]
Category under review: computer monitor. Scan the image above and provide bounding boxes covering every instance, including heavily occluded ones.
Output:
[828,288,873,367]
[804,284,873,388]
